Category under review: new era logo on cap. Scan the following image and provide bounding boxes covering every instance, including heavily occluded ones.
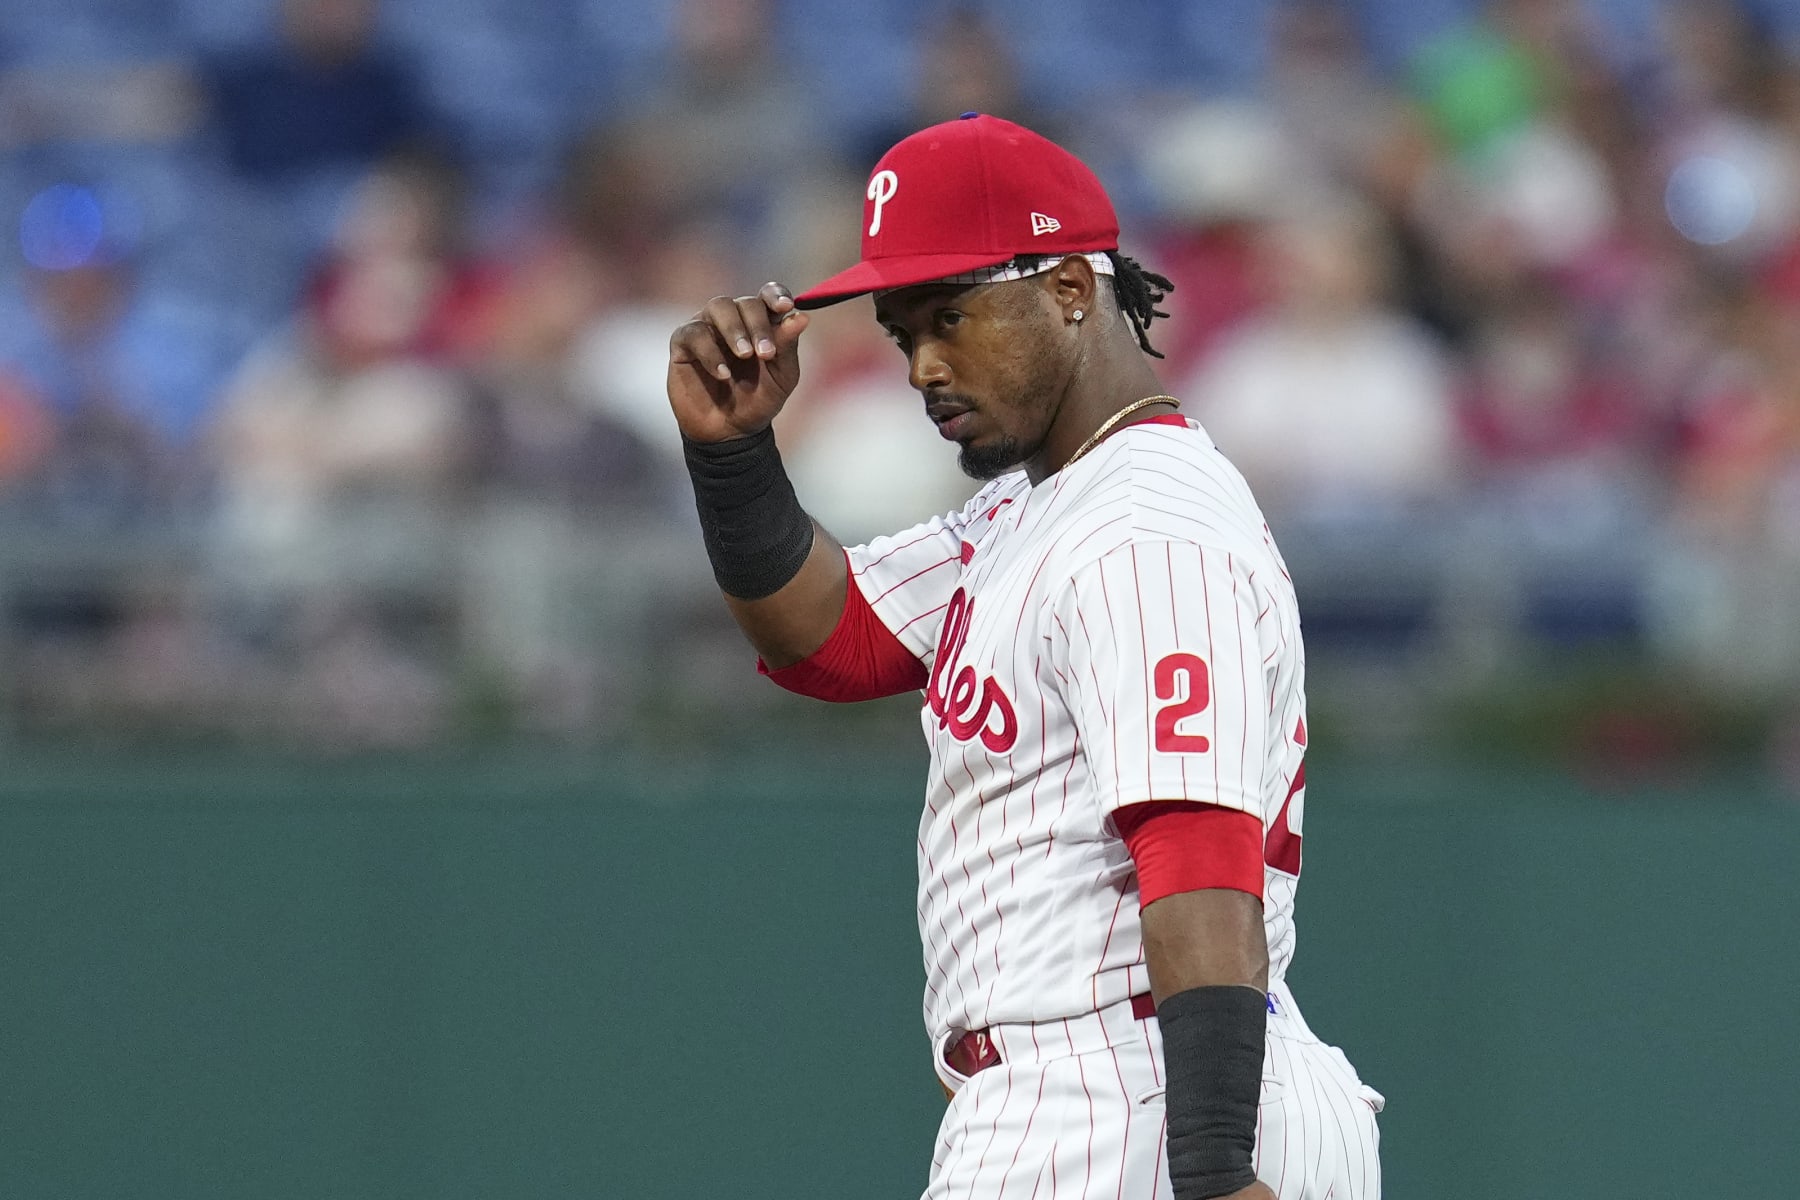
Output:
[795,114,1120,308]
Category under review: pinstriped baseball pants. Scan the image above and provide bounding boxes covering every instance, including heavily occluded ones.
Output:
[925,984,1382,1199]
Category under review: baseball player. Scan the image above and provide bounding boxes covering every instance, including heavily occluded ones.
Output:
[666,114,1383,1200]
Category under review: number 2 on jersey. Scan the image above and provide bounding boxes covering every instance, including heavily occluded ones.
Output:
[1265,717,1307,877]
[1154,652,1306,876]
[1265,762,1303,877]
[1152,652,1211,753]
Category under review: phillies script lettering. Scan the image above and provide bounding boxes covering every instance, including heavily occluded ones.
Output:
[927,588,1019,753]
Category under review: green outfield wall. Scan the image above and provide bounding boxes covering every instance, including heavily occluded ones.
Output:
[1,746,1794,1199]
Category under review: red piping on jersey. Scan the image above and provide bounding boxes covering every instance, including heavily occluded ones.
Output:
[1113,801,1265,904]
[1137,414,1191,429]
[759,552,929,702]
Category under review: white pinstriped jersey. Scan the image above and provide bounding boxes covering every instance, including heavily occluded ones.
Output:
[845,416,1310,1047]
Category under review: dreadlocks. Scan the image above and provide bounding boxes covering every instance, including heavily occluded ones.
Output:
[1105,251,1175,360]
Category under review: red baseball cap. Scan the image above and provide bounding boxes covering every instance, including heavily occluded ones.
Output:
[794,113,1120,309]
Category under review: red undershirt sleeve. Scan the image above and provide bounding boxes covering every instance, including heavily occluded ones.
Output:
[1113,801,1266,906]
[758,561,929,702]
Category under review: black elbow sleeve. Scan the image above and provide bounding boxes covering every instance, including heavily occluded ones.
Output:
[1158,984,1267,1200]
[683,428,816,600]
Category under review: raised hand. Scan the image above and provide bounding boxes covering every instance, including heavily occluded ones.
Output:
[666,281,811,444]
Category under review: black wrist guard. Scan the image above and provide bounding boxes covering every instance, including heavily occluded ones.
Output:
[1158,985,1267,1200]
[683,428,815,600]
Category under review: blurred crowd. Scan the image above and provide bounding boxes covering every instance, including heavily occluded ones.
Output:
[2,0,1799,761]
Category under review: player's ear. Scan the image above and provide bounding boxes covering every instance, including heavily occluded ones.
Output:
[1047,254,1098,324]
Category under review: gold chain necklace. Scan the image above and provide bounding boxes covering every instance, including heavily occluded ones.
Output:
[1063,395,1181,468]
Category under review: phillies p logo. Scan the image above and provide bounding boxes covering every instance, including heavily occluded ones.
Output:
[867,170,899,236]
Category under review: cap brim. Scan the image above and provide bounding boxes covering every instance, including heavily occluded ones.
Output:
[793,252,1020,310]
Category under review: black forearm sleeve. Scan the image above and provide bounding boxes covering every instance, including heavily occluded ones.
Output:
[682,429,816,600]
[1158,984,1267,1200]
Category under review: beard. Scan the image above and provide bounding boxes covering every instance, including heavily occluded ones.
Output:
[958,433,1028,481]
